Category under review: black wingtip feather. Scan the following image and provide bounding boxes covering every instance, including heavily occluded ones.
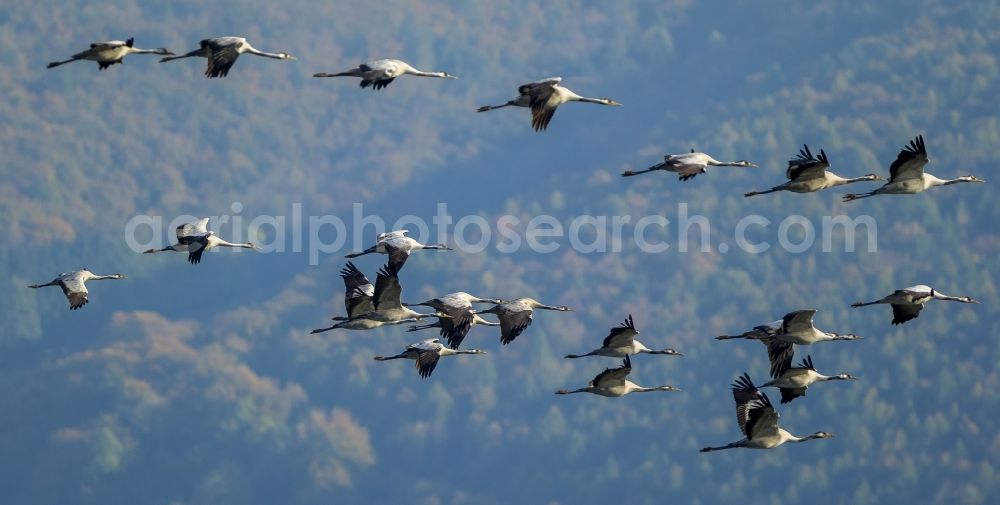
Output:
[377,262,399,279]
[340,261,360,278]
[732,372,755,391]
[801,355,815,370]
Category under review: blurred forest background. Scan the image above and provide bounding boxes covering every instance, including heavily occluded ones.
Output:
[2,1,999,504]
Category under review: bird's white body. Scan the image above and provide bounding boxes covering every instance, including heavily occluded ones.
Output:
[844,135,984,201]
[586,343,657,358]
[735,427,803,449]
[556,356,679,397]
[310,262,432,334]
[47,38,174,70]
[862,173,983,197]
[775,328,840,346]
[314,59,456,90]
[852,284,979,325]
[406,292,503,348]
[364,305,426,323]
[479,78,619,129]
[143,218,257,264]
[765,310,862,379]
[773,173,855,193]
[763,368,828,389]
[160,36,295,78]
[345,230,450,271]
[584,380,656,398]
[522,80,622,131]
[480,297,573,345]
[28,269,127,310]
[700,373,833,452]
[477,77,562,112]
[565,315,681,359]
[374,338,485,378]
[761,355,856,404]
[773,309,860,345]
[82,41,135,61]
[622,151,757,180]
[746,145,882,196]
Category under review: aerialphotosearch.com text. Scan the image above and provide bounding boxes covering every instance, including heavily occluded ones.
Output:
[124,202,878,265]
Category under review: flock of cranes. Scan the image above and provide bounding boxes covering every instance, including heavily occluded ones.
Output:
[47,36,623,132]
[33,33,988,453]
[705,290,978,451]
[621,135,983,199]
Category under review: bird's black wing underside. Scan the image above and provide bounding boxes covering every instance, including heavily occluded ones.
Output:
[677,166,705,181]
[187,244,206,264]
[444,311,474,349]
[890,303,922,325]
[767,340,795,378]
[206,46,239,78]
[531,105,556,131]
[361,78,394,90]
[415,351,440,378]
[385,244,410,272]
[779,387,806,404]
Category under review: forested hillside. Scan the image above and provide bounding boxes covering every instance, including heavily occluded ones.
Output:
[2,1,999,504]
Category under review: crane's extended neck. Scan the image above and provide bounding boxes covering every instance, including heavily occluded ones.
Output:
[828,332,863,341]
[927,174,982,187]
[932,291,979,303]
[92,274,126,281]
[573,96,620,106]
[214,238,257,249]
[246,46,293,60]
[833,173,883,185]
[408,69,455,79]
[472,315,500,326]
[643,349,683,356]
[821,373,856,382]
[417,243,451,251]
[789,431,833,443]
[635,385,680,392]
[444,349,485,356]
